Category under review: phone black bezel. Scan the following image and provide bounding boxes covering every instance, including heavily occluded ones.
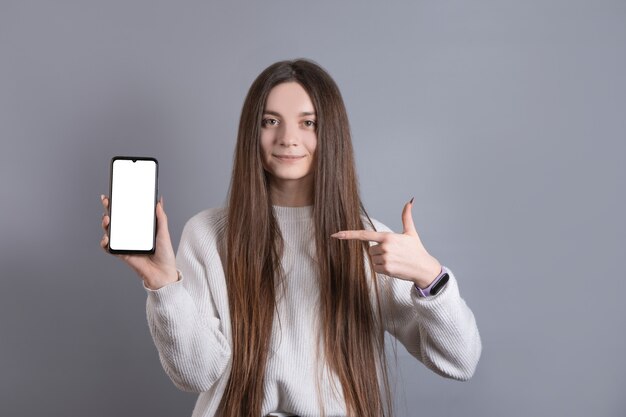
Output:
[107,156,159,255]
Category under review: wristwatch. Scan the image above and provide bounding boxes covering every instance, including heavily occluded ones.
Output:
[414,266,450,297]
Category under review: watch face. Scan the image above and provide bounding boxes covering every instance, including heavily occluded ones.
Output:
[430,273,450,295]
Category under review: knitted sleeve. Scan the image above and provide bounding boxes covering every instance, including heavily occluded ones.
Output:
[144,213,231,392]
[370,219,482,381]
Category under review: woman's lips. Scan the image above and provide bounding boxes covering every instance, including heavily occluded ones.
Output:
[273,155,305,162]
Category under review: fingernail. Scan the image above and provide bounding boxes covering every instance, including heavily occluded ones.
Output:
[409,197,414,204]
[331,232,345,239]
[100,194,105,201]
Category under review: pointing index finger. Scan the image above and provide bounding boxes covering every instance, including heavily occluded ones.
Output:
[331,230,387,242]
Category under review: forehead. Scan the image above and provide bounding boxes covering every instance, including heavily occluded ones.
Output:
[264,82,315,113]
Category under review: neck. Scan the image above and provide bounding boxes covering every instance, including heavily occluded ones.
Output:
[268,176,314,207]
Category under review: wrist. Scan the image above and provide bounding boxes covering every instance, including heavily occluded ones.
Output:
[413,260,443,288]
[145,270,180,290]
[414,265,449,297]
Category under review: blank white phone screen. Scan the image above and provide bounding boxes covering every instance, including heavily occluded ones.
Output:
[109,159,157,251]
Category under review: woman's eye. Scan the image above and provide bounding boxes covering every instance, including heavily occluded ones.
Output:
[262,118,279,127]
[303,120,316,128]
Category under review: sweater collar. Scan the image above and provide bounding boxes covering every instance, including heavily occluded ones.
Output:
[272,205,313,221]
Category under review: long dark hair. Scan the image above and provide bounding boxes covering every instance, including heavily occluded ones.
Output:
[220,59,393,417]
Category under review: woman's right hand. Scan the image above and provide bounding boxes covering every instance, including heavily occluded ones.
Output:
[100,194,179,290]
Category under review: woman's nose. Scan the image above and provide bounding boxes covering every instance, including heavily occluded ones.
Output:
[278,124,299,146]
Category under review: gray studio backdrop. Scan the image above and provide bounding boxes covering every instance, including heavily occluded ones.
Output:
[1,1,624,416]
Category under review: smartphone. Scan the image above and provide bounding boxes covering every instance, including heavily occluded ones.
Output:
[107,156,159,254]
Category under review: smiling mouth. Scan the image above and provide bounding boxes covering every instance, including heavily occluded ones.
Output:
[273,155,305,160]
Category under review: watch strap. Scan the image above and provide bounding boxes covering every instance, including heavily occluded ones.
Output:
[414,266,450,297]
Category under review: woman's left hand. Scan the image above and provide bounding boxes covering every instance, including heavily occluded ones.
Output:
[331,198,442,288]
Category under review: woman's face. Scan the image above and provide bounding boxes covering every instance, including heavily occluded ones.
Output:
[260,82,317,190]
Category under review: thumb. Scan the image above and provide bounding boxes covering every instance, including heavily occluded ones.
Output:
[156,197,171,239]
[402,197,417,236]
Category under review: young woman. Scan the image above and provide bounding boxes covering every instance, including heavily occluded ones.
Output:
[100,59,481,417]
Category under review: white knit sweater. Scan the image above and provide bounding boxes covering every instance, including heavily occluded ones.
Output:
[145,206,481,417]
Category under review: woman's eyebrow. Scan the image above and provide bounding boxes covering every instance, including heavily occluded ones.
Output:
[263,110,316,117]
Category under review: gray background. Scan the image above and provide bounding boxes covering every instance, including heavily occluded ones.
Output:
[1,1,624,416]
